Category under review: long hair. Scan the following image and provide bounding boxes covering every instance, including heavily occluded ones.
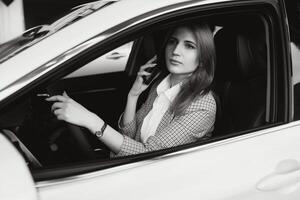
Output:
[159,23,216,117]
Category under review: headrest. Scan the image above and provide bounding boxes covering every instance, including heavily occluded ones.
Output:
[214,26,267,81]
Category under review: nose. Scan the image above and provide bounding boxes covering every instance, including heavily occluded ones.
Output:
[172,43,181,56]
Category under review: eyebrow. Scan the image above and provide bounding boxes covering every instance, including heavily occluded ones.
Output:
[185,40,197,46]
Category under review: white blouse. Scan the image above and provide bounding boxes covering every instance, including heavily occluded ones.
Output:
[140,75,181,143]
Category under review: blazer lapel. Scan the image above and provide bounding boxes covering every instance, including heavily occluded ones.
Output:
[155,108,174,134]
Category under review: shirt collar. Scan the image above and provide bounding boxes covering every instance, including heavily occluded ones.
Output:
[156,74,182,102]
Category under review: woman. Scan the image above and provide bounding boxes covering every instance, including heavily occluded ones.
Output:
[46,22,217,157]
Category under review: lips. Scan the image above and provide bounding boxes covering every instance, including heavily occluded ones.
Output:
[169,58,182,65]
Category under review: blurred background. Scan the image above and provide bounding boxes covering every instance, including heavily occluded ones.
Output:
[0,0,94,43]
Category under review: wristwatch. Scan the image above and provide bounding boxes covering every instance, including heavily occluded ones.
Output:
[95,122,107,138]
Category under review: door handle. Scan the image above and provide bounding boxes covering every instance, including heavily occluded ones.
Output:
[257,159,300,193]
[106,52,126,60]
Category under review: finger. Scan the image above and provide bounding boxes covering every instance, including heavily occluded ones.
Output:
[46,95,67,102]
[57,114,66,121]
[63,91,69,98]
[140,63,157,71]
[51,102,64,112]
[53,108,63,116]
[138,71,151,77]
[146,55,157,64]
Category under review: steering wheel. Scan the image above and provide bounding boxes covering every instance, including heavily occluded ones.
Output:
[50,122,110,161]
[33,93,98,161]
[65,123,96,159]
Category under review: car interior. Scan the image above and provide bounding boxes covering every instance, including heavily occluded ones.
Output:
[133,15,268,137]
[212,16,267,136]
[0,12,269,173]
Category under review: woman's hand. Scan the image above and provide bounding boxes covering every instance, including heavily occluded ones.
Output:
[46,92,98,129]
[129,55,157,97]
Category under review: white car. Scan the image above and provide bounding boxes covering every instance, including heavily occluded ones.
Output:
[1,0,300,199]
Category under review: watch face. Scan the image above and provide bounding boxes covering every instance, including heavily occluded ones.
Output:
[95,131,103,138]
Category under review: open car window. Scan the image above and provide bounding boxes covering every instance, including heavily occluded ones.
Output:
[0,5,277,182]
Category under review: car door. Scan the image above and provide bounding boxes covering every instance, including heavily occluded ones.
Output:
[37,126,300,200]
[1,0,299,200]
[33,1,300,200]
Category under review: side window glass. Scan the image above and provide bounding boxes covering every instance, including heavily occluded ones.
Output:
[66,41,133,78]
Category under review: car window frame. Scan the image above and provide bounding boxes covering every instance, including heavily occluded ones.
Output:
[35,10,282,184]
[0,1,287,183]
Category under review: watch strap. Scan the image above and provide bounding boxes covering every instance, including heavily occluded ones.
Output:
[95,122,107,138]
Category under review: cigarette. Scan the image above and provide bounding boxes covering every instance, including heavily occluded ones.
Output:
[37,93,50,97]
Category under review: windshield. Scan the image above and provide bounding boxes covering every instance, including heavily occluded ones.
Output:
[0,0,118,63]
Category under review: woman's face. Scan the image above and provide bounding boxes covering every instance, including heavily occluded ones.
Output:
[165,27,200,76]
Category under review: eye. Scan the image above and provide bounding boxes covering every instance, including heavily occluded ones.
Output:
[185,42,196,49]
[167,38,177,45]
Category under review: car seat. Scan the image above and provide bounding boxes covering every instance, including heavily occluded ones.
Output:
[212,21,267,136]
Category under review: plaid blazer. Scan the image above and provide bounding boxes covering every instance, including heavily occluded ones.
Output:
[112,81,216,157]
